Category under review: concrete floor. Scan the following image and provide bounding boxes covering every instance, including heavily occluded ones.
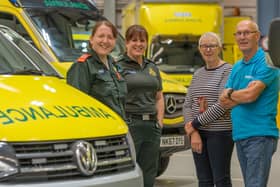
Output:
[155,141,280,187]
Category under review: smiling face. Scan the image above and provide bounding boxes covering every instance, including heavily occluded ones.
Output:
[125,25,148,62]
[198,35,221,64]
[126,35,147,59]
[89,24,116,58]
[235,20,260,57]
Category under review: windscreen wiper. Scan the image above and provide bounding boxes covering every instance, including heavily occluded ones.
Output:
[12,69,44,75]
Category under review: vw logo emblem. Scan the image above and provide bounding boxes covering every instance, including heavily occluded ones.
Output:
[165,95,177,114]
[72,141,97,176]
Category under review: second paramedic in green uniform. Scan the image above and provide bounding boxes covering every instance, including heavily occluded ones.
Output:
[118,25,165,187]
[67,20,127,119]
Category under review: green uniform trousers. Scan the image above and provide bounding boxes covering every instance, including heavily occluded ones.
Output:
[128,118,162,187]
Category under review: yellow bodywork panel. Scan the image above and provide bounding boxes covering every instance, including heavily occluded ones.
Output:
[166,74,194,87]
[160,72,187,94]
[72,34,90,41]
[139,3,222,59]
[139,3,222,37]
[163,116,185,126]
[51,61,73,77]
[0,76,127,142]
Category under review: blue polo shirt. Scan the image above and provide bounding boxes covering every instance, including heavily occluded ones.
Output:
[225,48,279,141]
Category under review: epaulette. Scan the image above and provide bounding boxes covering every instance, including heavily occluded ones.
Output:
[77,54,92,63]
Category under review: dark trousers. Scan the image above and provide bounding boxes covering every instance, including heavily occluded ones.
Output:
[192,131,234,187]
[128,118,162,187]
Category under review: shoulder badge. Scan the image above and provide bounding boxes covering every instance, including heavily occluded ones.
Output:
[149,68,157,77]
[77,54,92,63]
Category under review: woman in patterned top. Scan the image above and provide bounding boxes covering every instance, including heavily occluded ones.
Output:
[183,32,234,187]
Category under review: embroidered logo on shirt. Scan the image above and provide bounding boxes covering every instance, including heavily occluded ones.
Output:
[98,69,105,74]
[149,68,156,76]
[245,75,254,80]
[127,70,136,74]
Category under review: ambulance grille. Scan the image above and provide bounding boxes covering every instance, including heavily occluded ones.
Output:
[11,135,135,181]
[164,93,185,119]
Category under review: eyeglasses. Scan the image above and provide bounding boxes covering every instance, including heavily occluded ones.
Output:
[199,44,218,50]
[234,31,258,37]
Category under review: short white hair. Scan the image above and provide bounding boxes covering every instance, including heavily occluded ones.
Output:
[198,32,222,47]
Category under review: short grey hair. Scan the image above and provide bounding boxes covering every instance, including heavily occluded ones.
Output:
[198,32,222,48]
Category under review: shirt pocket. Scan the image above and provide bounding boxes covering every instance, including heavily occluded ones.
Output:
[92,73,114,97]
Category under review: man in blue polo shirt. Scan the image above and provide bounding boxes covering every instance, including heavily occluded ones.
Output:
[219,20,279,187]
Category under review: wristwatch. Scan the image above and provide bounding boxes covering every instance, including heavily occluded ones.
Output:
[227,88,234,99]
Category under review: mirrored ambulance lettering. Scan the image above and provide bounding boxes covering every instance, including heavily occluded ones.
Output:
[0,105,115,125]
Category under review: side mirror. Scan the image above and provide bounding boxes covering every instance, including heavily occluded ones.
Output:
[151,47,164,61]
[268,17,280,67]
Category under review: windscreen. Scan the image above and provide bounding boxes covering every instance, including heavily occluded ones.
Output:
[150,35,204,74]
[0,27,59,76]
[22,0,125,62]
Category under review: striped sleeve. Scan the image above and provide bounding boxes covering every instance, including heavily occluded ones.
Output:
[196,103,227,125]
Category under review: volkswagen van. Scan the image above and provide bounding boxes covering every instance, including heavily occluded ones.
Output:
[0,25,143,186]
[0,0,190,176]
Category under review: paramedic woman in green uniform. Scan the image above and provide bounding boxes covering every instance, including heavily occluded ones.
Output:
[118,25,165,187]
[67,21,127,119]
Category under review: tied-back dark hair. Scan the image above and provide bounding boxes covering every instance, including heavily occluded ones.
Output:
[91,20,118,38]
[125,24,148,42]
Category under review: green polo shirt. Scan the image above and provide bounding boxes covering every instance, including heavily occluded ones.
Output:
[117,54,162,114]
[67,49,127,118]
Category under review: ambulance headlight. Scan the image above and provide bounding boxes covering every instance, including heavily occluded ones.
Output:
[126,132,136,164]
[0,142,19,180]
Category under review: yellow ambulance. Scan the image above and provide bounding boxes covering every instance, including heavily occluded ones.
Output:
[0,25,143,186]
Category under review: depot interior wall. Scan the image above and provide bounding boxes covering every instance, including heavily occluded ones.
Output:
[95,0,129,31]
[223,0,256,20]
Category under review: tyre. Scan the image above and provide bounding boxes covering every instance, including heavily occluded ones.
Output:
[156,156,170,177]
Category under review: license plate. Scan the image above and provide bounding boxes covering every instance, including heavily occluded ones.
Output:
[160,136,185,147]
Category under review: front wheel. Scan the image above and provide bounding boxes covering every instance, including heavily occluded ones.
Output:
[156,155,170,177]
